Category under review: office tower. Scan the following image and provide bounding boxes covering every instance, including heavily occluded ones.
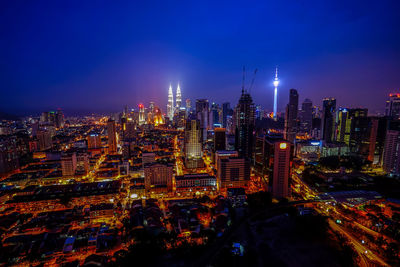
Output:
[36,130,52,150]
[61,152,77,177]
[149,102,155,114]
[215,150,238,170]
[176,84,182,109]
[174,107,187,128]
[214,128,226,151]
[107,119,117,154]
[167,84,174,120]
[76,152,89,174]
[142,152,156,165]
[335,108,352,144]
[299,98,313,134]
[234,88,255,159]
[211,102,220,127]
[217,157,250,188]
[284,89,299,142]
[383,130,400,175]
[255,105,262,120]
[322,98,336,143]
[124,121,136,139]
[87,133,102,149]
[186,99,192,114]
[273,67,280,121]
[138,104,145,125]
[55,109,64,128]
[222,102,231,128]
[153,107,164,125]
[196,99,210,142]
[385,93,400,119]
[271,140,292,199]
[184,119,203,168]
[144,163,173,194]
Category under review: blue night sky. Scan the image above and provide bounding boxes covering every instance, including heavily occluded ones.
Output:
[1,0,400,115]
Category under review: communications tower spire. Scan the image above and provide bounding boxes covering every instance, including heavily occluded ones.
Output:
[273,67,280,121]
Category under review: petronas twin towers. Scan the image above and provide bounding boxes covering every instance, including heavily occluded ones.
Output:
[167,84,182,120]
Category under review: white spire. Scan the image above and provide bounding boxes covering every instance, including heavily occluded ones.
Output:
[176,83,182,109]
[167,84,174,120]
[273,67,280,121]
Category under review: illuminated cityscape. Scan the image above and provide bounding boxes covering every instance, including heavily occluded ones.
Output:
[1,1,400,267]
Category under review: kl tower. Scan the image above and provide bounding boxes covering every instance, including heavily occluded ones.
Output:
[273,67,280,121]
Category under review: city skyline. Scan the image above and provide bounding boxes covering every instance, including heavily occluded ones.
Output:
[1,1,400,115]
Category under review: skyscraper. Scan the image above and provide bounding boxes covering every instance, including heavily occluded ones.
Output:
[196,99,209,143]
[234,88,255,159]
[385,93,400,119]
[186,99,192,114]
[138,104,145,125]
[383,129,400,175]
[322,98,336,143]
[167,84,174,120]
[184,118,203,168]
[273,67,280,121]
[284,89,299,142]
[270,140,292,199]
[222,102,231,128]
[107,119,117,154]
[211,102,220,127]
[217,157,250,189]
[176,83,182,109]
[214,128,226,151]
[299,98,313,134]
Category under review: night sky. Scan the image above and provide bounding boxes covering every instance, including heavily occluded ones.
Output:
[1,0,400,115]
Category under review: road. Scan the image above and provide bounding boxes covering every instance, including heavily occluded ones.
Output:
[329,219,388,267]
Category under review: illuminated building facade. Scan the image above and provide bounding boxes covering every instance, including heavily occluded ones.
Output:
[299,98,313,135]
[383,129,400,175]
[167,84,174,120]
[185,99,192,114]
[107,119,117,154]
[87,133,102,149]
[61,152,77,177]
[175,174,217,193]
[138,104,145,125]
[217,157,250,189]
[184,119,203,168]
[36,130,52,150]
[176,83,182,109]
[385,93,400,119]
[144,162,173,194]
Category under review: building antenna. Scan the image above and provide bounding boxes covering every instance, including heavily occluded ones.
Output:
[242,66,245,94]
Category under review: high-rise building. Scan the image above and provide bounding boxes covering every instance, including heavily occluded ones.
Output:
[176,84,182,109]
[167,84,174,120]
[142,152,156,165]
[61,152,77,177]
[184,119,203,168]
[138,104,145,125]
[186,99,192,115]
[284,89,299,142]
[299,98,313,134]
[273,67,280,121]
[107,119,117,154]
[217,157,250,189]
[322,98,336,143]
[144,162,173,194]
[124,121,136,139]
[383,130,400,175]
[385,93,400,119]
[214,128,226,151]
[222,102,231,128]
[55,109,64,128]
[36,130,52,150]
[234,88,255,159]
[196,99,210,143]
[255,105,262,120]
[211,102,220,127]
[87,133,102,149]
[335,108,352,144]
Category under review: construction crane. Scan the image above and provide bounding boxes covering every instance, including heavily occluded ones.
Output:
[248,68,258,93]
